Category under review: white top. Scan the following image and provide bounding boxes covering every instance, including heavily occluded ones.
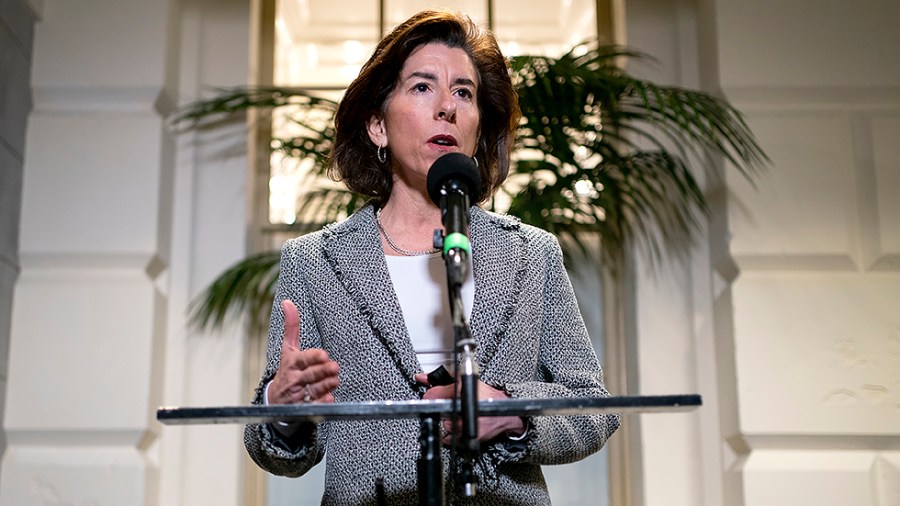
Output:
[266,251,475,436]
[384,252,475,372]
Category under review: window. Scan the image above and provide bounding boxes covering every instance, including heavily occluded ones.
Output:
[250,2,622,505]
[267,0,602,228]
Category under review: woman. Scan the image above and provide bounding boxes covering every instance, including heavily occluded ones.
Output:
[244,10,619,505]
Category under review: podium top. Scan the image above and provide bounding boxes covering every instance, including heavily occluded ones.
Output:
[156,394,701,425]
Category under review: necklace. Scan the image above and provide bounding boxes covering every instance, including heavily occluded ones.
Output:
[376,208,441,256]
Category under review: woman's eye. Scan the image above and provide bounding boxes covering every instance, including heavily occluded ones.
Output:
[456,88,474,99]
[414,83,429,92]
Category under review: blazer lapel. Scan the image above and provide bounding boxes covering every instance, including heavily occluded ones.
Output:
[468,208,527,371]
[321,206,422,390]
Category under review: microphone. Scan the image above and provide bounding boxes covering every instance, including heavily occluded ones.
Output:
[427,152,482,497]
[427,152,481,287]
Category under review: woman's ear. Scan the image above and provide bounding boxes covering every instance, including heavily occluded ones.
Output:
[366,114,387,147]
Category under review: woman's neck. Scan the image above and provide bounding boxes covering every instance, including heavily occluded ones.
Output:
[378,186,443,256]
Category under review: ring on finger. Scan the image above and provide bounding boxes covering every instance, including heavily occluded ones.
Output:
[302,385,312,403]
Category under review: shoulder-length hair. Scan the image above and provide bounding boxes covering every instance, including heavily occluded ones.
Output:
[328,10,521,204]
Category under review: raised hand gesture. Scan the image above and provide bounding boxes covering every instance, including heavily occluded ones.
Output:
[267,300,340,405]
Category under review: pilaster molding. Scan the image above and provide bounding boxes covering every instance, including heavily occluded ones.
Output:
[31,85,177,116]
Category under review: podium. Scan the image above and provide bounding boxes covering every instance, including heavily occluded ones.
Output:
[157,394,700,504]
[157,394,700,425]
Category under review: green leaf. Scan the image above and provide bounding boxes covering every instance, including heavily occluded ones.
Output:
[175,41,768,331]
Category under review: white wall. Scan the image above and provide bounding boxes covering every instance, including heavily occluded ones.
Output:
[1,0,252,504]
[0,0,37,481]
[623,2,730,505]
[625,0,900,505]
[717,0,900,504]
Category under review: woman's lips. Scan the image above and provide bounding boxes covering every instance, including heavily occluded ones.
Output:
[427,134,458,147]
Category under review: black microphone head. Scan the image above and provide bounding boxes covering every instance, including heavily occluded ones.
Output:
[426,153,482,206]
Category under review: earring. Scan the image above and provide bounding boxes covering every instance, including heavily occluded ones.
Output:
[377,144,386,163]
[472,155,478,168]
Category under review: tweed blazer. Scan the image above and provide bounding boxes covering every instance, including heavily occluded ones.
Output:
[244,205,619,505]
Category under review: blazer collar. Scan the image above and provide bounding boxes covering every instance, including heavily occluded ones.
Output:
[468,207,527,371]
[321,206,421,392]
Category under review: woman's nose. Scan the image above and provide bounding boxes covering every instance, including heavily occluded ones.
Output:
[435,92,457,122]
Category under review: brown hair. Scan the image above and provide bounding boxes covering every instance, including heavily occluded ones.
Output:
[327,10,521,204]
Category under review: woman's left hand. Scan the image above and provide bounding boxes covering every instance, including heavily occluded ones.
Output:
[415,373,526,444]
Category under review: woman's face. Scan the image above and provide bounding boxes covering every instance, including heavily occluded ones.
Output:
[367,43,481,193]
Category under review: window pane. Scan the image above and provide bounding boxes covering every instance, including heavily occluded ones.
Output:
[494,0,596,56]
[383,1,487,28]
[269,0,600,225]
[271,0,377,224]
[275,0,379,88]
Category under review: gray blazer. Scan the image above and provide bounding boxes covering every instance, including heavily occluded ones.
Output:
[244,205,619,505]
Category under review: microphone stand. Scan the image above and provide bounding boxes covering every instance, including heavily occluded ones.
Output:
[434,189,479,499]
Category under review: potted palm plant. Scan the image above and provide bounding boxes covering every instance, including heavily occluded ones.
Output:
[175,42,766,331]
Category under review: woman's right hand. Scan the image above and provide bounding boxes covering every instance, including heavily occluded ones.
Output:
[267,300,340,405]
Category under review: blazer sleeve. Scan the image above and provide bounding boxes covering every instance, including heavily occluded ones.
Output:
[490,232,620,465]
[243,238,328,477]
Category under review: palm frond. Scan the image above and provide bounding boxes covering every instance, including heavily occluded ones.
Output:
[188,251,281,331]
[177,41,768,331]
[508,41,765,260]
[170,86,338,130]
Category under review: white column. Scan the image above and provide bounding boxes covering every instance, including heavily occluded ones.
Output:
[0,0,39,481]
[715,0,900,505]
[158,2,254,504]
[624,0,900,504]
[1,0,252,504]
[2,0,178,503]
[623,1,731,505]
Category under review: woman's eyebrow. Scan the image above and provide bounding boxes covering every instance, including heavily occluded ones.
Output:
[406,71,476,88]
[407,70,438,82]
